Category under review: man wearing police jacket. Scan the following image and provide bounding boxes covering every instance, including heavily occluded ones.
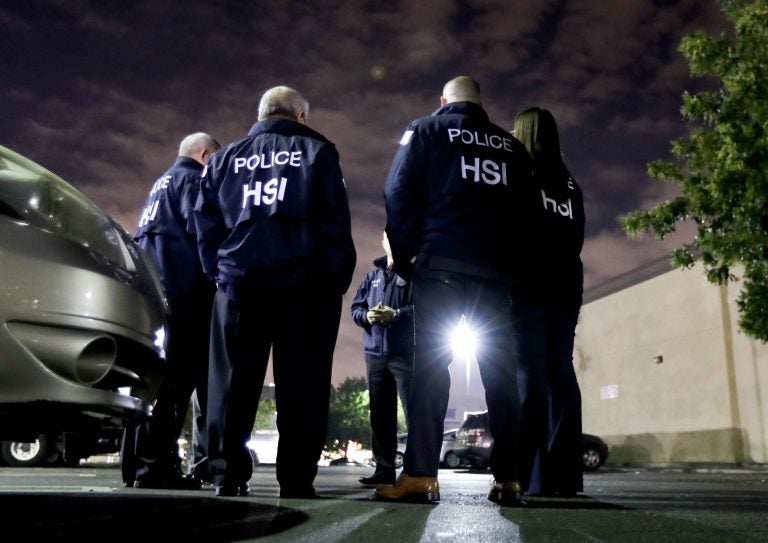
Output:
[375,76,535,506]
[127,132,220,490]
[194,86,356,498]
[351,231,414,486]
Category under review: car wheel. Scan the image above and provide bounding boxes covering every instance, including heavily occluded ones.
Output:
[1,435,57,467]
[581,444,604,471]
[394,451,404,469]
[443,451,461,469]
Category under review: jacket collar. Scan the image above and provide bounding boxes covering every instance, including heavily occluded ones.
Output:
[247,117,329,143]
[431,101,488,121]
[174,156,203,171]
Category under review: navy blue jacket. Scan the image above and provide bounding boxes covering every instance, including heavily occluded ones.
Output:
[350,257,414,358]
[383,102,534,282]
[194,118,356,296]
[135,156,210,296]
[526,162,585,308]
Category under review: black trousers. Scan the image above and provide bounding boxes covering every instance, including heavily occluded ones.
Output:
[206,282,341,492]
[365,353,412,474]
[513,297,582,494]
[122,289,214,483]
[403,265,525,481]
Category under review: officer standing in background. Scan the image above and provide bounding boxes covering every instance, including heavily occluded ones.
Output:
[511,106,586,497]
[194,86,356,498]
[375,76,534,505]
[351,230,413,486]
[125,132,220,489]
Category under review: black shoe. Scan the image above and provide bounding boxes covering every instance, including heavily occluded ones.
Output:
[215,482,250,497]
[359,472,396,486]
[133,472,202,490]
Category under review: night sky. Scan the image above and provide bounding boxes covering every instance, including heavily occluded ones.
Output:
[1,0,731,383]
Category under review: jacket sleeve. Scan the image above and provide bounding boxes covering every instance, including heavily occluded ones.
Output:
[314,144,357,294]
[383,123,427,280]
[350,273,372,329]
[192,169,226,281]
[181,173,202,236]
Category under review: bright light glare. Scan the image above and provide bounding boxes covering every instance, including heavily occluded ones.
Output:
[451,316,476,360]
[154,326,167,359]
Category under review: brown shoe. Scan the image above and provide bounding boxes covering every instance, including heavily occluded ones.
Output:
[487,480,525,506]
[373,473,440,503]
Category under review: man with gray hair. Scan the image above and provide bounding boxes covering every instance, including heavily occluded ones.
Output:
[125,131,220,490]
[194,85,356,498]
[257,85,310,121]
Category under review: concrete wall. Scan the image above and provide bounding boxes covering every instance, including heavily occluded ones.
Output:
[576,260,768,465]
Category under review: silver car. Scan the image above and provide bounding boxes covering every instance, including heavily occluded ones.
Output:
[0,144,168,444]
[395,429,467,469]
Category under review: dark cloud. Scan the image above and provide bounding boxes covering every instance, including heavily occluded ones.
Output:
[0,0,731,383]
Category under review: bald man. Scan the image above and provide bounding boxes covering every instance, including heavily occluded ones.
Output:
[127,132,220,490]
[377,76,535,506]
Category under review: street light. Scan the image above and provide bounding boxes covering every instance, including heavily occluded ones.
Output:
[451,315,477,416]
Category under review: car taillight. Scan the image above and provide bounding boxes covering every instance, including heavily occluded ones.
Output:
[459,428,492,448]
[462,428,483,445]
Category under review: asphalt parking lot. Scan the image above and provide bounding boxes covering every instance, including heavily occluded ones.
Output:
[1,463,766,542]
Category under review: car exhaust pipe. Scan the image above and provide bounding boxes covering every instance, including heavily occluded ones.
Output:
[7,322,117,385]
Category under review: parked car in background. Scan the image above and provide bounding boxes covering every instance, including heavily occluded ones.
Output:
[0,144,168,450]
[454,411,609,471]
[395,428,468,469]
[0,430,121,467]
[247,430,279,465]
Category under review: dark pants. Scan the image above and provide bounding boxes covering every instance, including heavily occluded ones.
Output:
[206,283,341,493]
[122,289,214,483]
[365,353,412,475]
[513,295,582,494]
[404,266,524,482]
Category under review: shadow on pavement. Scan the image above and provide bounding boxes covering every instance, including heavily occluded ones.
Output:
[519,496,627,509]
[3,493,308,540]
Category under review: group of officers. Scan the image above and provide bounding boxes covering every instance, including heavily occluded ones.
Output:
[121,75,585,506]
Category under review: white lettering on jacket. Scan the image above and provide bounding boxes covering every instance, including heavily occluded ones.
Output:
[233,151,302,173]
[137,175,171,227]
[460,155,507,185]
[242,177,288,208]
[137,200,159,228]
[149,175,171,195]
[541,189,573,219]
[447,128,514,151]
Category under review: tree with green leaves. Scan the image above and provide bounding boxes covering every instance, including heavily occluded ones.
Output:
[622,0,768,342]
[254,398,277,430]
[325,377,372,454]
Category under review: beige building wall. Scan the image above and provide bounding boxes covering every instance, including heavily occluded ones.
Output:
[575,258,768,465]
